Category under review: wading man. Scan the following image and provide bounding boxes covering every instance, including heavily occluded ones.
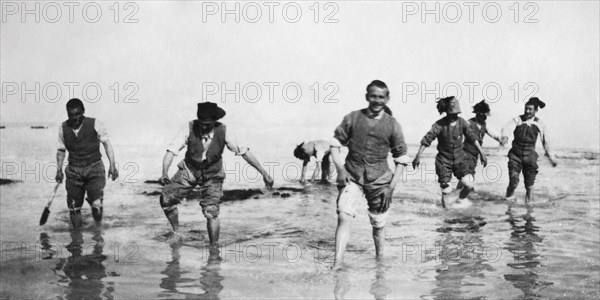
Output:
[501,97,557,203]
[56,98,118,228]
[158,102,274,244]
[331,80,410,267]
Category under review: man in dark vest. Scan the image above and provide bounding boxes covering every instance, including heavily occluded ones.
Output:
[501,97,557,203]
[55,98,119,228]
[158,102,274,244]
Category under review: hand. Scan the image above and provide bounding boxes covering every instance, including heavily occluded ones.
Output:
[299,178,306,184]
[336,169,349,187]
[55,170,64,183]
[412,156,421,169]
[549,157,558,167]
[108,164,119,181]
[480,155,488,167]
[158,175,171,186]
[263,174,274,189]
[501,136,509,146]
[378,187,394,213]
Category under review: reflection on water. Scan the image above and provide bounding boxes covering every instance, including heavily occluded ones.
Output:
[369,260,391,300]
[159,244,224,299]
[333,269,351,300]
[199,246,224,299]
[504,207,553,299]
[52,229,113,300]
[430,216,493,300]
[159,243,196,292]
[333,260,391,300]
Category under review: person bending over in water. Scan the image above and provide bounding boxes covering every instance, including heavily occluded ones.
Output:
[294,140,331,183]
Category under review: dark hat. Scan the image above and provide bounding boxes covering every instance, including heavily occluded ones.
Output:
[473,100,491,115]
[197,102,226,120]
[525,97,546,109]
[436,96,461,114]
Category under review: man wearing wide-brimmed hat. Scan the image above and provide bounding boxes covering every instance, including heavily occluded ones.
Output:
[501,97,557,203]
[461,100,505,180]
[158,102,273,244]
[413,96,488,209]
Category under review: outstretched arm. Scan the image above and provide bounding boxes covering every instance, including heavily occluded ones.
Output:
[501,118,518,146]
[486,126,505,146]
[242,151,274,188]
[102,140,118,181]
[413,123,440,169]
[540,123,557,167]
[159,151,175,185]
[412,144,427,169]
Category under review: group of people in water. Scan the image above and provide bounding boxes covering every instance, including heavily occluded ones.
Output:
[53,79,556,267]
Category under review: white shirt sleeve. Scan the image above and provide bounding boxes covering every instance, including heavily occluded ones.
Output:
[393,154,412,166]
[166,123,190,155]
[58,125,66,150]
[95,120,110,143]
[225,131,249,156]
[501,117,520,139]
[485,125,502,142]
[330,137,343,148]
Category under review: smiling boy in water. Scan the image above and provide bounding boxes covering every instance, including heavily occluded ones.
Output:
[330,80,410,267]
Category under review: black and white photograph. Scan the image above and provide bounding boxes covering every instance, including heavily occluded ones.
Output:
[1,1,598,299]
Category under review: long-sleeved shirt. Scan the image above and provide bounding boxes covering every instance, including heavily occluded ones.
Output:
[420,116,478,160]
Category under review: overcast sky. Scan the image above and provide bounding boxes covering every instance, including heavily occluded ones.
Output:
[1,1,598,149]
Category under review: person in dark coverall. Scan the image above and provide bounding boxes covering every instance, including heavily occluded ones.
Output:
[55,98,119,228]
[158,102,274,244]
[457,100,505,191]
[501,97,557,203]
[330,80,411,267]
[412,96,488,209]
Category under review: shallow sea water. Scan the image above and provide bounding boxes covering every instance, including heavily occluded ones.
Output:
[1,126,599,299]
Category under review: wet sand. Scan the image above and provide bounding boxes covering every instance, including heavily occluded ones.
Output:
[1,127,599,299]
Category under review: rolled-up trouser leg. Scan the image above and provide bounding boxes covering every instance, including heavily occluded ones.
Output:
[84,162,106,222]
[199,178,224,219]
[159,164,197,231]
[90,198,103,222]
